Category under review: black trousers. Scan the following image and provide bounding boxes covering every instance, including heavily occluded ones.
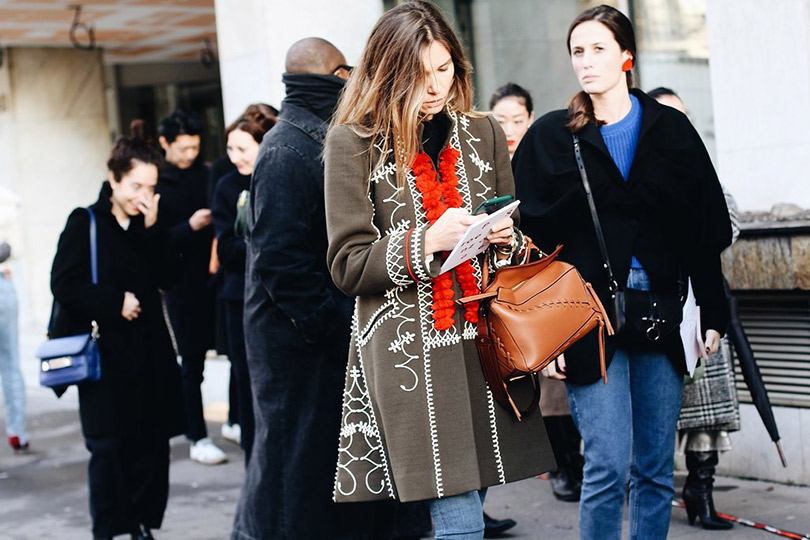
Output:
[85,436,170,538]
[224,299,255,463]
[179,349,208,442]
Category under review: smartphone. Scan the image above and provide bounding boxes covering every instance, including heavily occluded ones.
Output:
[473,195,515,215]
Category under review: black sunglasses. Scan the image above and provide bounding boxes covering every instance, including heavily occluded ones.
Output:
[332,64,353,74]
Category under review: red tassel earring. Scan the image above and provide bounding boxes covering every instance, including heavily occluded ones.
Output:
[622,58,634,72]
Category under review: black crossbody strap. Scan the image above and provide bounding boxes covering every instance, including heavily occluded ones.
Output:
[573,135,618,293]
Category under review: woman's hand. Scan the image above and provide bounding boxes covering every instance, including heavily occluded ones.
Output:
[138,193,161,229]
[704,329,721,356]
[189,208,212,231]
[487,216,514,246]
[424,208,485,254]
[121,291,141,321]
[540,354,567,380]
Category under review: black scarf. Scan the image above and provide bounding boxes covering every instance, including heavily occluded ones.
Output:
[281,73,346,122]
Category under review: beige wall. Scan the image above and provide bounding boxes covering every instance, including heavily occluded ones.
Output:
[0,48,110,327]
[214,0,384,123]
[707,0,810,211]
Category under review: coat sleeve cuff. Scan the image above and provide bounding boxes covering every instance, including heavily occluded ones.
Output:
[385,224,439,287]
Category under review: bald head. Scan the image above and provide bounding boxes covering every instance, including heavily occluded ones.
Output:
[285,37,346,75]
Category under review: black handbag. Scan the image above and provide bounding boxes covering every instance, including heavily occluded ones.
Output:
[573,135,682,343]
[36,207,102,388]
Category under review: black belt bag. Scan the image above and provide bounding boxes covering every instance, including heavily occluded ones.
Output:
[623,288,682,342]
[573,136,683,343]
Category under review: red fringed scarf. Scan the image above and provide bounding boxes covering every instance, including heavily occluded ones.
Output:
[412,147,480,331]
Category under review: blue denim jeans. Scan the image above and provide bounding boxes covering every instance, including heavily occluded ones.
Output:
[0,275,26,441]
[565,268,683,540]
[429,489,486,539]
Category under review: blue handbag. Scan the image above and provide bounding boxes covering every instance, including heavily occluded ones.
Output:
[37,207,102,388]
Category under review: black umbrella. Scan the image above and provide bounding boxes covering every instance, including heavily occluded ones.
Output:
[724,279,787,467]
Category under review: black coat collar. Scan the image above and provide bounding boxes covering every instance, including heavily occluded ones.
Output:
[278,103,329,144]
[575,89,666,186]
[576,88,665,157]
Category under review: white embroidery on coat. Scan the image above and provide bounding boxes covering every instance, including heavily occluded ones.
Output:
[486,388,507,484]
[385,221,412,287]
[418,285,444,497]
[458,113,492,206]
[410,223,430,282]
[386,288,419,392]
[335,311,395,500]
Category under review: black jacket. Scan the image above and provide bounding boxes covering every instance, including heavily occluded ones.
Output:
[513,89,731,384]
[235,100,382,539]
[156,159,215,353]
[212,170,248,301]
[50,183,185,439]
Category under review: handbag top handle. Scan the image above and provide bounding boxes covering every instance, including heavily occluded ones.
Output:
[573,135,618,293]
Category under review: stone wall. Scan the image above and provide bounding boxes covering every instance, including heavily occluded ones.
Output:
[723,225,810,291]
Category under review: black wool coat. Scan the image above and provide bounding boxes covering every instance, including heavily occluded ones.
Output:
[211,170,248,301]
[50,183,185,439]
[156,159,215,354]
[233,102,389,540]
[513,89,732,385]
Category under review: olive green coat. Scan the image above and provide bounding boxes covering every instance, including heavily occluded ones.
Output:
[324,111,555,503]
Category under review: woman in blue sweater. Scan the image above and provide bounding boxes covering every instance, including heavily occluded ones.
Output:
[513,6,731,539]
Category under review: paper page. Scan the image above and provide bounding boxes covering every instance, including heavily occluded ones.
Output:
[439,200,520,274]
[680,279,706,377]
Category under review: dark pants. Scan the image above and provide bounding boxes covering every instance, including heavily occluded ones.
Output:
[179,349,208,442]
[228,364,239,426]
[85,436,170,538]
[224,299,254,463]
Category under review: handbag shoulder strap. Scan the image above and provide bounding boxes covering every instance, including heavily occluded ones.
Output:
[46,207,98,336]
[573,135,618,293]
[86,207,98,285]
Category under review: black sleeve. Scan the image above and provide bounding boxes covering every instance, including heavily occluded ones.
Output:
[512,119,578,254]
[50,209,125,326]
[250,145,340,344]
[142,220,182,291]
[684,126,732,335]
[212,176,246,274]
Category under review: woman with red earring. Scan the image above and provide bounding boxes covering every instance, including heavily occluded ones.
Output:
[513,5,732,540]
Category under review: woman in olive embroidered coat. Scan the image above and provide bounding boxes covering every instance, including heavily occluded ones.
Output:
[324,3,554,535]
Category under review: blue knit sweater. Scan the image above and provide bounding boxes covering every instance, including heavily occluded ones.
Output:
[600,94,643,269]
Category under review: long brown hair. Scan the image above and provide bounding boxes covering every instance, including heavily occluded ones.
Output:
[225,103,278,143]
[333,0,477,187]
[565,4,637,133]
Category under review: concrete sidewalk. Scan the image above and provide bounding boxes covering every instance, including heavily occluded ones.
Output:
[2,328,809,539]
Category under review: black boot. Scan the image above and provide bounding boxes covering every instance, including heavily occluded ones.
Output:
[131,524,155,540]
[683,450,733,530]
[483,512,517,538]
[545,415,583,502]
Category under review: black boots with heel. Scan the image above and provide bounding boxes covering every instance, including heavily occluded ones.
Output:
[683,450,733,530]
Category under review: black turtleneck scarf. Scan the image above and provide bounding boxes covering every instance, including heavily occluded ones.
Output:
[281,73,346,122]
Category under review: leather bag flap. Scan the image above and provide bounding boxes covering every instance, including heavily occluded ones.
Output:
[36,334,92,359]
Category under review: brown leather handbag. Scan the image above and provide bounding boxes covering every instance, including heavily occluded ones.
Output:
[459,244,614,420]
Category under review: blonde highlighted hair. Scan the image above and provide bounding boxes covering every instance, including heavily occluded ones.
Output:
[333,0,477,187]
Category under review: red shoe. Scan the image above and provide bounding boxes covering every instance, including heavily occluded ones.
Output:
[8,436,30,454]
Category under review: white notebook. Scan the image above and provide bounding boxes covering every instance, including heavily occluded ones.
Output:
[439,200,520,274]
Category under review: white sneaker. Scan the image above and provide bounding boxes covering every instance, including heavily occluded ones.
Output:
[190,437,228,465]
[221,423,241,445]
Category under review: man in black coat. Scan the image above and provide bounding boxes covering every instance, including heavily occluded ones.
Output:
[157,109,227,465]
[231,38,393,540]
